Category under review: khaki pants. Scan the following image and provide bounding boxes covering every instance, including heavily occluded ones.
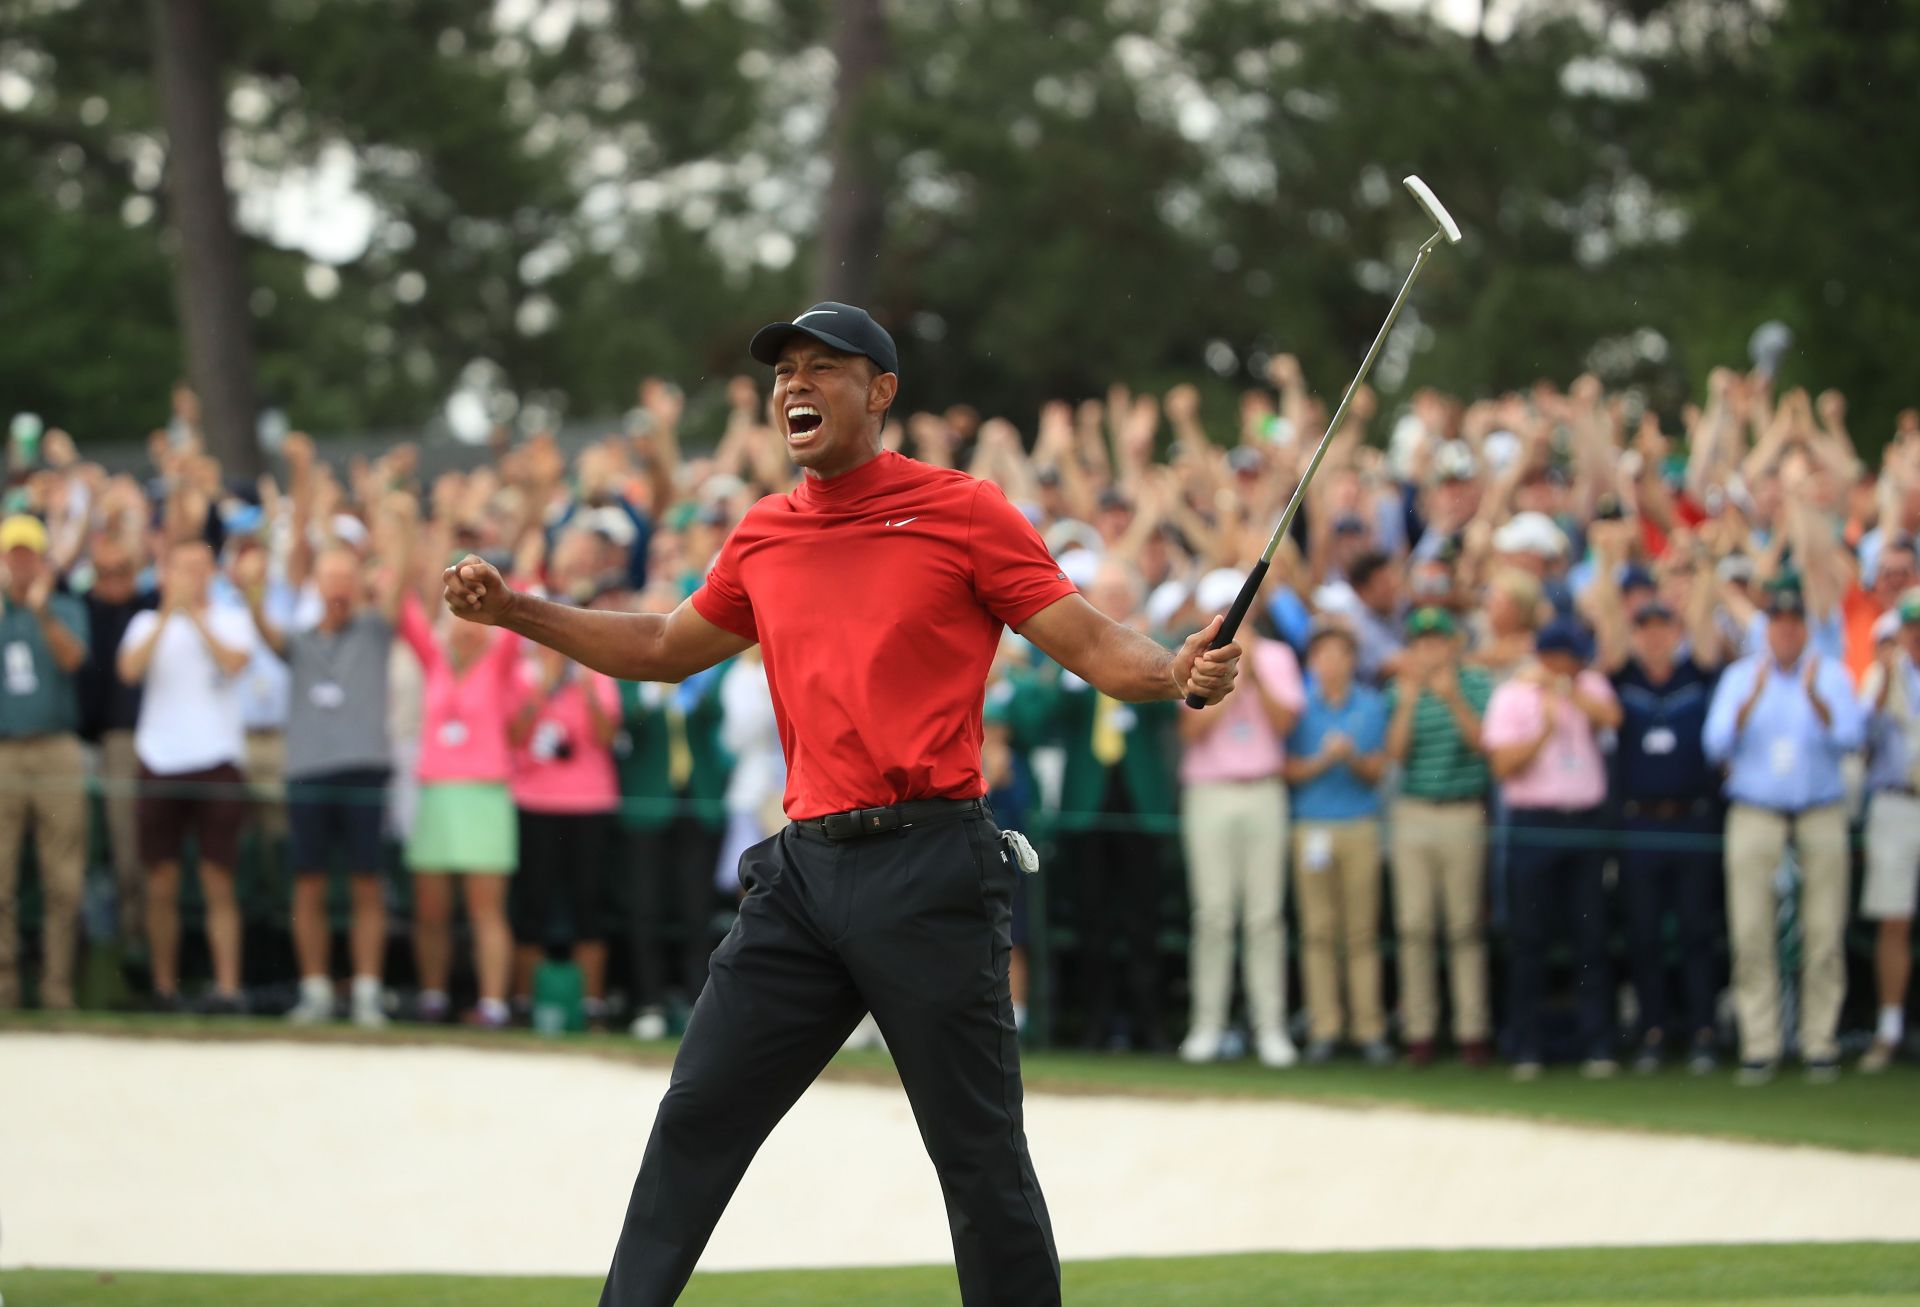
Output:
[1293,819,1384,1044]
[1725,802,1849,1064]
[0,734,89,1008]
[246,729,288,843]
[1389,798,1490,1044]
[98,729,146,952]
[1180,778,1288,1037]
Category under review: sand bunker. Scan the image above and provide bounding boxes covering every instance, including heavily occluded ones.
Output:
[6,1033,1918,1275]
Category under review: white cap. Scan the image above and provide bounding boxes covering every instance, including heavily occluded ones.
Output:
[1492,510,1568,559]
[1058,547,1101,591]
[1195,567,1246,616]
[1872,609,1900,644]
[1480,430,1521,474]
[1432,440,1479,483]
[583,506,637,548]
[1145,579,1191,630]
[330,514,370,548]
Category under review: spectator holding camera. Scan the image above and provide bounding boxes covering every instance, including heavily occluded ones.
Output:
[508,639,622,1027]
[1385,606,1495,1067]
[0,514,91,1011]
[1482,617,1622,1078]
[118,539,259,1012]
[1703,575,1866,1084]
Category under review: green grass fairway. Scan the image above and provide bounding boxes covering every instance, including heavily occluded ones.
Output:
[8,1011,1918,1157]
[9,1245,1920,1306]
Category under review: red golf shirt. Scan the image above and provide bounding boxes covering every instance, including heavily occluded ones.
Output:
[691,450,1077,819]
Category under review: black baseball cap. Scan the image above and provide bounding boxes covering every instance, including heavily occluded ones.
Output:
[1633,600,1679,625]
[749,301,900,378]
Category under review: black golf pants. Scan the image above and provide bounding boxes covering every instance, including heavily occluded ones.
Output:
[598,807,1061,1306]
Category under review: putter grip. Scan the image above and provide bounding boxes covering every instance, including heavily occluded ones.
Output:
[1183,559,1268,709]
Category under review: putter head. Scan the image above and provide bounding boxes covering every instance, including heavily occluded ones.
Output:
[1403,175,1462,245]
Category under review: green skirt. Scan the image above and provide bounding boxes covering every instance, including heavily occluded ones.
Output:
[406,781,518,874]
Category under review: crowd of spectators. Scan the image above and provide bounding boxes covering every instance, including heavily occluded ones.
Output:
[2,357,1918,1083]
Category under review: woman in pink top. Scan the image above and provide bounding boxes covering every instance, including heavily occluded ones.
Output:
[1173,570,1307,1068]
[507,640,621,1023]
[398,592,521,1026]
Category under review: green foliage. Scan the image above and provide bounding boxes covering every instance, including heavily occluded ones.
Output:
[0,0,1912,449]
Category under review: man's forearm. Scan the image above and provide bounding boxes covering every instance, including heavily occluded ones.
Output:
[501,593,674,683]
[1081,619,1179,703]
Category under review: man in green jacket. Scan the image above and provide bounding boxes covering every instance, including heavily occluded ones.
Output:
[1046,561,1180,1051]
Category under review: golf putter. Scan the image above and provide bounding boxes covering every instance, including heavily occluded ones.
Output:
[1184,175,1463,709]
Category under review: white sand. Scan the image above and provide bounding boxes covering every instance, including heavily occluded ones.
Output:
[5,1033,1919,1275]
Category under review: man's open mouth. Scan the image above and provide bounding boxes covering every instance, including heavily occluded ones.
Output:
[786,405,823,435]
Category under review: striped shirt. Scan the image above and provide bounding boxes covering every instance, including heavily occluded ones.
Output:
[1386,665,1493,801]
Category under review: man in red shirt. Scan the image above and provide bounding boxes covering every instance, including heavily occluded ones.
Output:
[444,302,1241,1307]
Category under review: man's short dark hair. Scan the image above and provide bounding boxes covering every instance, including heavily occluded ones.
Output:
[1349,550,1392,591]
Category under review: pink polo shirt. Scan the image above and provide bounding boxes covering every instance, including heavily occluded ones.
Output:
[1481,671,1616,810]
[399,595,520,786]
[508,663,621,815]
[1180,637,1307,784]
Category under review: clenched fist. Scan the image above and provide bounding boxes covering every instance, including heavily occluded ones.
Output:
[443,554,515,626]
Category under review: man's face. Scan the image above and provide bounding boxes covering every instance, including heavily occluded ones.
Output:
[772,339,895,476]
[1433,477,1479,525]
[1767,610,1808,666]
[1308,634,1356,685]
[314,548,359,612]
[1087,569,1138,624]
[168,542,213,605]
[90,543,137,602]
[1539,648,1582,681]
[5,544,41,593]
[1360,567,1397,614]
[1875,548,1917,605]
[1631,613,1681,667]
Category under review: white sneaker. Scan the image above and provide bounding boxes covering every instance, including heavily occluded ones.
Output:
[1179,1028,1225,1064]
[287,979,334,1025]
[629,1008,669,1041]
[1256,1030,1299,1069]
[349,978,387,1030]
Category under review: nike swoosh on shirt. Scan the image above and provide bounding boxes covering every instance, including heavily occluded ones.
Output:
[885,517,918,527]
[794,310,837,323]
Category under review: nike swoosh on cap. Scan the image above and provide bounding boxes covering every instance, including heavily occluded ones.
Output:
[794,309,837,323]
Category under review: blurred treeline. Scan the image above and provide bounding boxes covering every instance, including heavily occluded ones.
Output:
[0,0,1914,472]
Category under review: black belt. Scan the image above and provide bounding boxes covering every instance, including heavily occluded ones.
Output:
[795,797,986,842]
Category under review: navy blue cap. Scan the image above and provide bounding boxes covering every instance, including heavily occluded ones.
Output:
[749,302,899,378]
[1534,617,1592,661]
[1620,563,1656,593]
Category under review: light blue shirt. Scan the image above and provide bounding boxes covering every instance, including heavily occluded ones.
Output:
[1864,655,1920,794]
[210,575,298,731]
[1703,652,1866,811]
[1287,680,1388,821]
